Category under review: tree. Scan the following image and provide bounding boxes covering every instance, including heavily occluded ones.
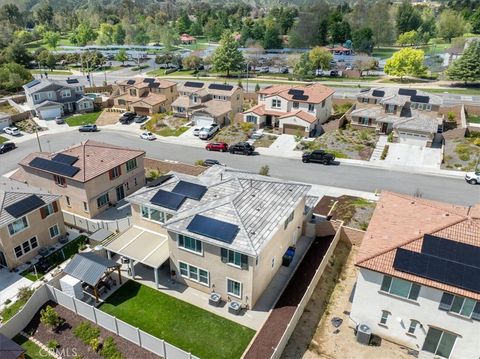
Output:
[43,31,60,49]
[418,7,436,44]
[354,56,378,76]
[437,10,466,43]
[37,50,57,70]
[14,30,32,44]
[113,24,126,45]
[330,20,351,44]
[35,3,54,26]
[182,54,202,70]
[115,48,128,65]
[97,23,114,45]
[176,12,192,34]
[1,41,31,66]
[352,27,374,54]
[384,48,426,80]
[471,8,480,34]
[369,1,395,47]
[0,63,32,92]
[397,31,419,47]
[293,53,314,79]
[396,0,422,34]
[40,306,64,331]
[70,23,97,46]
[308,46,332,70]
[446,39,480,84]
[212,31,244,76]
[263,24,282,49]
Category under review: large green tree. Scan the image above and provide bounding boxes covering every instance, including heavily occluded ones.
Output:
[471,8,480,34]
[115,48,128,65]
[70,23,97,46]
[308,46,332,70]
[396,0,422,34]
[43,31,60,49]
[263,24,282,49]
[113,24,126,45]
[352,27,374,54]
[446,39,480,84]
[212,31,244,76]
[384,48,426,79]
[0,63,32,92]
[293,53,314,79]
[437,10,467,43]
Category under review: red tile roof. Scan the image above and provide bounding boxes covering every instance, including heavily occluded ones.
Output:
[279,110,317,124]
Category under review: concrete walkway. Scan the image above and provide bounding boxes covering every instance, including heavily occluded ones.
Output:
[19,332,62,359]
[370,135,388,162]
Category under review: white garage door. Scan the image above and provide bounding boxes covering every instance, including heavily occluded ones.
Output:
[39,107,61,120]
[0,118,10,131]
[398,132,428,146]
[194,115,214,128]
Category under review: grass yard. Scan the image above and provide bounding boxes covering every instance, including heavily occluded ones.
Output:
[371,47,398,59]
[65,111,101,126]
[13,334,55,359]
[0,135,8,144]
[0,102,18,114]
[99,281,255,359]
[467,115,480,124]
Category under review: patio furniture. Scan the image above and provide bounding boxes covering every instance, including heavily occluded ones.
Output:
[209,292,222,307]
[58,236,69,244]
[228,300,241,315]
[38,247,49,257]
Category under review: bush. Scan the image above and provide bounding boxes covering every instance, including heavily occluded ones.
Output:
[195,160,205,166]
[90,337,101,352]
[47,339,59,350]
[239,122,254,133]
[380,145,389,160]
[387,132,394,142]
[447,111,456,122]
[100,337,124,359]
[73,321,100,344]
[17,287,34,302]
[40,306,64,330]
[259,165,270,176]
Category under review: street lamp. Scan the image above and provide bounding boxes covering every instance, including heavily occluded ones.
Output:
[245,61,251,93]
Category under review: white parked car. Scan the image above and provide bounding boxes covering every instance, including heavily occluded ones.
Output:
[193,127,204,136]
[4,127,20,136]
[465,171,480,185]
[199,124,220,140]
[140,132,156,141]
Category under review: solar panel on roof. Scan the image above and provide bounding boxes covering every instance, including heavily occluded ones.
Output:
[52,153,78,165]
[149,82,160,88]
[186,215,239,243]
[422,234,480,269]
[143,78,155,83]
[147,174,173,188]
[150,189,186,210]
[398,88,416,96]
[4,195,45,218]
[126,79,136,85]
[372,90,385,97]
[25,79,40,88]
[66,79,79,84]
[29,157,80,177]
[184,81,204,88]
[411,95,430,103]
[288,89,304,95]
[292,94,309,101]
[208,83,234,91]
[172,181,207,200]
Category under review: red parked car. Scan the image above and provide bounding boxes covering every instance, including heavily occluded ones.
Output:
[206,142,228,152]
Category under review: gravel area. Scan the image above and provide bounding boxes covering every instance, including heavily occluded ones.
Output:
[442,136,480,172]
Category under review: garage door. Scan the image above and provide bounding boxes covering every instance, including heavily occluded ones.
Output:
[194,115,214,128]
[39,107,61,120]
[0,118,9,131]
[398,132,428,146]
[133,107,151,116]
[283,124,305,135]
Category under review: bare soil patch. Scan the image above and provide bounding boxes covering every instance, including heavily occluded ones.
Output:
[442,135,480,172]
[95,110,120,126]
[254,134,277,148]
[212,124,251,145]
[144,158,206,179]
[15,119,46,133]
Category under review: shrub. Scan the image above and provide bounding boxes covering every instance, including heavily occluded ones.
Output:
[17,287,34,302]
[100,337,124,359]
[40,306,64,331]
[254,83,260,92]
[259,165,270,176]
[239,122,254,133]
[380,145,389,160]
[447,111,456,122]
[4,299,11,305]
[194,160,205,166]
[387,132,394,143]
[47,339,59,350]
[90,337,101,352]
[73,321,100,344]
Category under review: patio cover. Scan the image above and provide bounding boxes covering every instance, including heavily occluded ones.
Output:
[89,228,113,243]
[104,227,169,269]
[0,334,25,359]
[63,252,120,286]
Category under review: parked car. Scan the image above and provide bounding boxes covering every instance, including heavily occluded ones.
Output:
[280,67,289,74]
[193,127,204,136]
[330,70,339,77]
[0,142,15,154]
[55,116,65,124]
[134,115,148,123]
[204,159,221,167]
[229,142,255,155]
[79,124,97,132]
[199,124,220,140]
[4,127,20,136]
[465,171,480,185]
[140,132,156,141]
[206,142,228,152]
[315,69,325,77]
[119,112,136,124]
[302,150,335,165]
[258,67,269,73]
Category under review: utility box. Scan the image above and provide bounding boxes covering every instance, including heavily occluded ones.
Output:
[60,274,83,299]
[356,324,372,345]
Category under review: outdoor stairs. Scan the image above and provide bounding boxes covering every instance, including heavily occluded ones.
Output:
[370,135,388,162]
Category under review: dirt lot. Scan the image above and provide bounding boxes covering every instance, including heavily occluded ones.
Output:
[15,119,46,133]
[212,124,252,145]
[0,102,18,114]
[144,158,206,179]
[254,134,277,148]
[96,110,120,126]
[297,125,378,160]
[144,114,189,136]
[282,243,414,359]
[442,134,480,172]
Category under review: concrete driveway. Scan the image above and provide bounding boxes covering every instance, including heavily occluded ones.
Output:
[384,143,442,169]
[270,134,297,151]
[0,268,32,306]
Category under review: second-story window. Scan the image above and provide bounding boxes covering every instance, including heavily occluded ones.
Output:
[221,249,248,269]
[387,104,395,113]
[126,159,137,172]
[272,99,281,108]
[8,217,28,236]
[97,193,109,208]
[109,166,121,180]
[293,101,299,109]
[439,292,480,319]
[41,203,55,218]
[33,94,39,101]
[53,175,66,187]
[380,275,421,301]
[284,210,294,230]
[308,103,315,112]
[178,234,202,254]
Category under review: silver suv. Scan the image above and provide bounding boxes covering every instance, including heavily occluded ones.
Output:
[199,124,220,140]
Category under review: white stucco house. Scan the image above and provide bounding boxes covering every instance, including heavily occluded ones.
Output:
[351,191,480,359]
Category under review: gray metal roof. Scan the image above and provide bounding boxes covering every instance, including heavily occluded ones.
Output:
[0,334,25,359]
[89,228,114,243]
[357,87,443,106]
[63,252,120,286]
[23,79,82,95]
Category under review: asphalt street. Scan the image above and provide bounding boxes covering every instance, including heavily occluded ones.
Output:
[1,130,478,206]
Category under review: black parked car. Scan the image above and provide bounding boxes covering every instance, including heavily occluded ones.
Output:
[119,112,136,124]
[204,159,222,167]
[78,124,97,132]
[229,142,255,155]
[302,150,335,165]
[134,115,148,123]
[0,142,15,154]
[330,70,339,77]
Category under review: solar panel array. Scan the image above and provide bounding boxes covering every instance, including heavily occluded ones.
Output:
[292,94,309,101]
[149,82,160,88]
[143,78,155,83]
[150,190,186,210]
[25,79,40,88]
[187,214,239,243]
[393,236,480,293]
[126,79,136,85]
[372,90,385,97]
[29,157,80,177]
[411,95,430,103]
[184,81,204,88]
[288,89,304,95]
[52,153,78,165]
[208,83,234,91]
[66,79,79,84]
[5,195,45,218]
[398,88,417,96]
[172,181,207,200]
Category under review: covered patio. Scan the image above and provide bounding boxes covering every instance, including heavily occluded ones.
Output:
[103,227,169,289]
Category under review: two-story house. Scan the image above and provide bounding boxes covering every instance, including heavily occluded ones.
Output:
[111,77,178,115]
[0,179,65,269]
[243,83,335,137]
[172,81,244,127]
[104,166,312,309]
[12,140,145,219]
[350,88,444,147]
[351,191,480,359]
[23,78,94,120]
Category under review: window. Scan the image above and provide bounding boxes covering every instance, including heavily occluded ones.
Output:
[308,103,315,112]
[227,278,242,298]
[284,210,294,230]
[380,275,421,300]
[272,99,281,108]
[53,175,66,187]
[8,217,28,236]
[61,90,71,98]
[178,234,202,254]
[220,248,248,269]
[97,193,109,208]
[33,94,39,101]
[408,320,419,334]
[22,241,30,253]
[192,95,198,103]
[422,327,457,358]
[14,245,22,258]
[362,97,368,103]
[140,205,172,223]
[126,159,137,172]
[66,196,71,206]
[134,178,138,186]
[359,117,370,126]
[109,166,121,179]
[43,203,54,217]
[30,237,38,249]
[439,292,480,319]
[380,310,390,325]
[387,104,395,113]
[271,257,275,268]
[129,89,137,96]
[292,101,299,109]
[426,104,432,111]
[49,224,60,238]
[246,115,256,123]
[14,237,38,258]
[178,261,209,286]
[118,99,126,106]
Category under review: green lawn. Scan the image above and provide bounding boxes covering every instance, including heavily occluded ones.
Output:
[147,68,197,77]
[424,88,480,96]
[0,296,31,322]
[372,47,398,59]
[65,111,102,126]
[13,334,55,359]
[468,115,480,124]
[156,126,189,137]
[99,281,255,359]
[0,135,8,144]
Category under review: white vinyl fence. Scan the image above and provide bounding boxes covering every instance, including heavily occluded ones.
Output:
[63,211,132,234]
[48,285,200,359]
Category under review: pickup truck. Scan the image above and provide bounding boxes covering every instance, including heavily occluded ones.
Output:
[302,150,335,165]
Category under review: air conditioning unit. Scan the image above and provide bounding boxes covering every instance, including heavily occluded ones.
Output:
[356,324,372,345]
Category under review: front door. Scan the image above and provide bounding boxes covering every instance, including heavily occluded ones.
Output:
[116,185,125,201]
[381,122,388,133]
[266,115,272,127]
